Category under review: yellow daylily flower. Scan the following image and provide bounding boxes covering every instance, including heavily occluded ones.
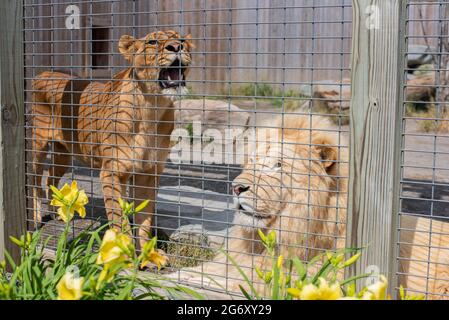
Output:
[50,181,88,222]
[57,272,84,300]
[362,275,388,300]
[140,248,168,270]
[287,287,302,298]
[96,229,133,266]
[139,237,168,270]
[399,285,425,300]
[56,206,75,224]
[299,278,342,300]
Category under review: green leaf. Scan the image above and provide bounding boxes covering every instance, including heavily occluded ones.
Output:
[4,251,16,270]
[271,259,281,300]
[239,285,253,300]
[292,258,307,281]
[340,273,373,287]
[220,249,261,300]
[174,285,205,300]
[311,259,332,285]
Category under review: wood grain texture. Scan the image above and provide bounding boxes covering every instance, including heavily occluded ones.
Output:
[346,0,406,293]
[21,1,440,95]
[0,0,26,263]
[24,0,353,94]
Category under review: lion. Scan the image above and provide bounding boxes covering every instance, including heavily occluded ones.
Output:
[172,115,348,292]
[398,215,449,299]
[173,115,449,299]
[30,30,193,248]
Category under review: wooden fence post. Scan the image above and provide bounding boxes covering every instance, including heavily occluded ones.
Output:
[347,0,406,295]
[0,0,26,263]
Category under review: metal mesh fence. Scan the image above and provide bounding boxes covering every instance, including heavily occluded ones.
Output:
[398,0,449,300]
[23,0,351,296]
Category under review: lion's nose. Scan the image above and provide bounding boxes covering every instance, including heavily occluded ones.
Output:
[165,42,182,52]
[233,184,250,196]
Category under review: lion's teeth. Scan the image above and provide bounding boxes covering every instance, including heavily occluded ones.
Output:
[167,75,172,81]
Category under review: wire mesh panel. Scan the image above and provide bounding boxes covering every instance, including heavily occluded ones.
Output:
[398,0,449,300]
[23,0,351,296]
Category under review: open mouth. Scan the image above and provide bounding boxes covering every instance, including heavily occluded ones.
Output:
[238,204,270,220]
[158,59,187,89]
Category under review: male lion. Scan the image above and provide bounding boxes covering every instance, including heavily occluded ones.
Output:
[174,115,449,299]
[173,115,348,292]
[30,30,193,248]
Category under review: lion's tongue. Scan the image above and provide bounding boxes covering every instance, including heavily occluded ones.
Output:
[166,68,182,81]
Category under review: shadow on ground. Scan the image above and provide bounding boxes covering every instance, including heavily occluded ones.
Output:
[37,160,449,246]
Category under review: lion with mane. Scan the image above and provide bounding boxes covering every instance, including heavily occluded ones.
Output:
[174,114,348,292]
[175,115,449,298]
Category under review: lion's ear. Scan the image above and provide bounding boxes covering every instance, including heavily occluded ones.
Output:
[183,34,195,50]
[119,35,136,62]
[313,135,338,172]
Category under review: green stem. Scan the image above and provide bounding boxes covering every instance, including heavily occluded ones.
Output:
[339,273,372,287]
[55,217,71,276]
[311,259,332,285]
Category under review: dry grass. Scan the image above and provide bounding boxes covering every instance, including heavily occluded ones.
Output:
[283,100,350,126]
[163,235,216,269]
[229,83,310,108]
[406,102,449,134]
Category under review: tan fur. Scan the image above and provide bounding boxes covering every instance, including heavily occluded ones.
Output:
[175,115,449,299]
[399,215,449,299]
[174,115,348,292]
[30,30,193,248]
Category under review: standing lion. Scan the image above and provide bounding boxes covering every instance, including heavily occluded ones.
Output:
[30,30,193,249]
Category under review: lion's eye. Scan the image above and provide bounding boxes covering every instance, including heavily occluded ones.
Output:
[276,161,282,168]
[147,40,158,45]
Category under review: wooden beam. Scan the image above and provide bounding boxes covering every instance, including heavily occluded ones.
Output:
[0,0,26,263]
[346,0,406,295]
